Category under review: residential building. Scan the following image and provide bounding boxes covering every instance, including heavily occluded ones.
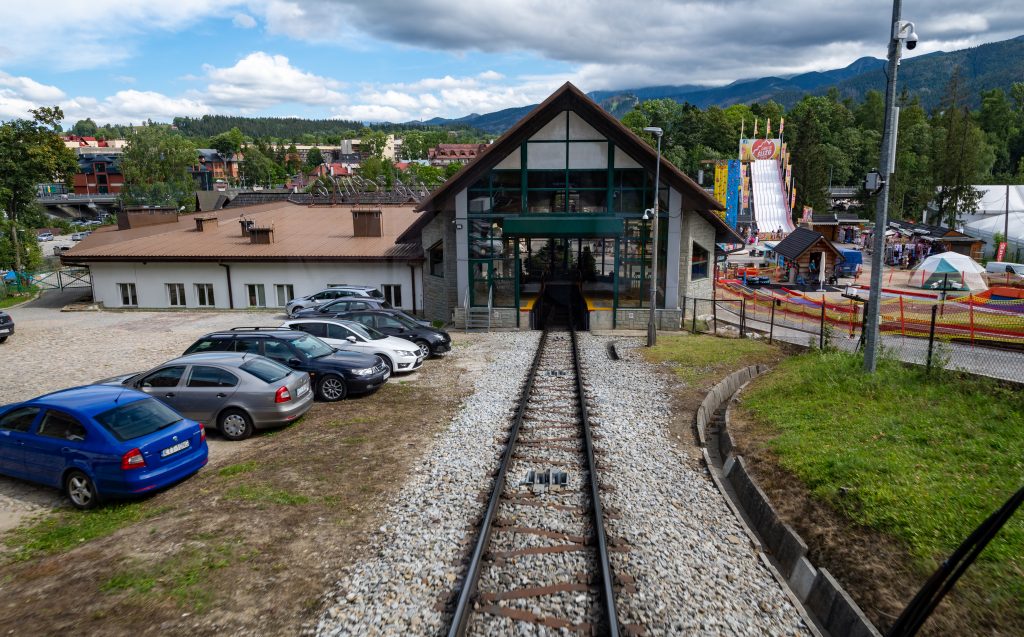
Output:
[427,143,489,167]
[72,154,124,195]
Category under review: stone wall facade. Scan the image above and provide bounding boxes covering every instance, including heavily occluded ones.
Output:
[420,210,458,323]
[680,212,716,302]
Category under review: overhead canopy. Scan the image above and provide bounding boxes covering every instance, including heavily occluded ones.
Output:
[963,211,1024,258]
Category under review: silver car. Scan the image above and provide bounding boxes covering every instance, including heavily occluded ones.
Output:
[99,353,313,440]
[285,285,384,317]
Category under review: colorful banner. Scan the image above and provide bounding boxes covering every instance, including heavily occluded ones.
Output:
[714,162,728,216]
[726,159,740,228]
[739,138,781,161]
[997,241,1008,261]
[779,118,785,136]
[802,206,813,222]
[741,165,749,212]
[790,187,797,212]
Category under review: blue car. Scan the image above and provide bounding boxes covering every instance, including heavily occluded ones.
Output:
[0,385,209,509]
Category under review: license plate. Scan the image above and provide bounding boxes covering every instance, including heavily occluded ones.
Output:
[296,382,309,397]
[0,328,8,334]
[161,440,190,457]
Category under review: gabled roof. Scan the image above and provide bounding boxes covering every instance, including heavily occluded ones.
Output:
[412,82,741,244]
[774,227,844,261]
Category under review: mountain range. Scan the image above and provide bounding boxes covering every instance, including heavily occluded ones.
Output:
[413,35,1024,133]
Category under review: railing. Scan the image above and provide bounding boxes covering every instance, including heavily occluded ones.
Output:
[487,284,493,332]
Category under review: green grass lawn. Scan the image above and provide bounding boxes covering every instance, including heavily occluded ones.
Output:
[645,333,784,386]
[743,350,1024,605]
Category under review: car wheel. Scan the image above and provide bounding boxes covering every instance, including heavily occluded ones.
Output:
[0,336,7,344]
[65,470,100,510]
[414,339,430,357]
[317,374,348,401]
[218,408,254,441]
[376,355,394,374]
[289,306,303,316]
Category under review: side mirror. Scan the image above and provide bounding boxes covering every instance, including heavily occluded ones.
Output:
[288,358,302,366]
[346,336,358,343]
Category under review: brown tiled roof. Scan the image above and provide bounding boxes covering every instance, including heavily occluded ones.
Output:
[62,202,423,264]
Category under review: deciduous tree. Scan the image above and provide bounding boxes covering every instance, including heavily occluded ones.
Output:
[119,124,198,211]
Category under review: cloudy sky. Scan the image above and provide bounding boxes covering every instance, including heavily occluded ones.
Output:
[0,1,1020,125]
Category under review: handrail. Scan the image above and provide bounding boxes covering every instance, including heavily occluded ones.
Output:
[487,284,493,332]
[463,286,470,333]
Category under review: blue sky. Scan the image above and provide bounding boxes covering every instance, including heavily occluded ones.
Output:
[0,1,1020,126]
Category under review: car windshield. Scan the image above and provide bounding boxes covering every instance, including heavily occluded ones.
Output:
[240,358,291,383]
[289,334,335,358]
[95,397,183,441]
[343,322,386,341]
[367,289,384,299]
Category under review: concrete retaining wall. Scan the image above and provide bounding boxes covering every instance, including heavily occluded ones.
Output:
[699,366,881,637]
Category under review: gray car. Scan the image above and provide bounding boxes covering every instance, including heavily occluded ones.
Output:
[99,352,313,440]
[285,285,384,317]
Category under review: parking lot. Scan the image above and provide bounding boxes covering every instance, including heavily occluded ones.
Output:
[0,292,425,530]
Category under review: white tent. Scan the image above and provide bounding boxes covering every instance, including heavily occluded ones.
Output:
[910,252,988,292]
[963,212,1024,261]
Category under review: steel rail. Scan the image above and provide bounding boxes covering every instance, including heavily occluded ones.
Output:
[569,321,621,636]
[447,330,549,637]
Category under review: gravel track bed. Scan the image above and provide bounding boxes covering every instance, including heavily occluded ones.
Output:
[581,333,811,636]
[316,331,540,637]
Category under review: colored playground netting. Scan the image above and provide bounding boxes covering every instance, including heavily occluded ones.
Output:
[714,279,1024,348]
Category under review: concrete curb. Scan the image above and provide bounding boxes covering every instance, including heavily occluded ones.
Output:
[699,366,882,637]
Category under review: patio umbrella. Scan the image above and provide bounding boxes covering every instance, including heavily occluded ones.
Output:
[911,252,987,292]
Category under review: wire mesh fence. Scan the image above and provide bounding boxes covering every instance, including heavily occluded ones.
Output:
[708,280,1024,383]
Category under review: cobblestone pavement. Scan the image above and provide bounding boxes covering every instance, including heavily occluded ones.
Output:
[0,297,288,531]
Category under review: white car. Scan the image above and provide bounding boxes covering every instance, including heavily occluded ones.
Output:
[280,318,424,374]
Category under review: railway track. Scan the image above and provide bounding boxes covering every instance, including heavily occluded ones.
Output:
[447,321,628,636]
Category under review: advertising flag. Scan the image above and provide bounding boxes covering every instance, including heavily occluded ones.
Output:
[779,118,785,136]
[714,161,728,218]
[766,118,772,138]
[753,118,759,138]
[726,160,740,228]
[997,242,1008,261]
[739,138,781,161]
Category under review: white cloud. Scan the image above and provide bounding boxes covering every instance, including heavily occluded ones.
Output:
[62,90,213,124]
[478,70,504,81]
[0,71,65,102]
[233,12,257,28]
[203,52,347,109]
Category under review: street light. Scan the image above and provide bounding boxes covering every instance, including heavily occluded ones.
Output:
[644,126,663,347]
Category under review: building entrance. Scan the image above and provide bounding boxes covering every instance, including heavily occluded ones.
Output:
[519,237,615,330]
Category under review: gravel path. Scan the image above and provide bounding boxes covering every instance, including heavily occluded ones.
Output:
[317,331,540,636]
[580,333,811,636]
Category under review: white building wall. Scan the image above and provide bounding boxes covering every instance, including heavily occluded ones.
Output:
[88,261,423,311]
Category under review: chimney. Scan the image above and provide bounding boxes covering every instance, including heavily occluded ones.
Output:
[352,209,382,237]
[117,205,179,230]
[239,217,254,237]
[249,225,275,244]
[195,216,218,232]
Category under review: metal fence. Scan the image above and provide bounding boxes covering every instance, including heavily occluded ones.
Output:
[1,267,92,298]
[711,280,1024,383]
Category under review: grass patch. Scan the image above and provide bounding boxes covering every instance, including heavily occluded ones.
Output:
[743,350,1024,604]
[3,504,166,562]
[644,333,782,385]
[218,461,258,477]
[225,484,310,506]
[101,545,234,611]
[329,416,371,428]
[342,435,369,445]
[0,289,37,309]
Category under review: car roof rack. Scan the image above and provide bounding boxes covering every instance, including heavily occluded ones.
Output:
[227,326,292,331]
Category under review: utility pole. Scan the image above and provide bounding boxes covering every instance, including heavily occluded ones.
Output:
[864,0,917,373]
[1004,184,1010,254]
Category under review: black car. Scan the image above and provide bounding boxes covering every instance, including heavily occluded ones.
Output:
[182,328,389,401]
[334,310,451,356]
[0,310,13,343]
[294,297,432,327]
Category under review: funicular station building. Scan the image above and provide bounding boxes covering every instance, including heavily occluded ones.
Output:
[400,83,742,330]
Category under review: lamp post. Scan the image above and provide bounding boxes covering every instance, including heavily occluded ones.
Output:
[644,126,663,347]
[863,0,918,373]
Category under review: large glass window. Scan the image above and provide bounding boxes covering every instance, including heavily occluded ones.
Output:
[118,283,138,306]
[246,284,266,307]
[195,283,215,307]
[616,220,667,308]
[691,242,710,280]
[167,283,186,307]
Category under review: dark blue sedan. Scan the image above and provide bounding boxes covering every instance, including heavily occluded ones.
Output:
[0,385,209,509]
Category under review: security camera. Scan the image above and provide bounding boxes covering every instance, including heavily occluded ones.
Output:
[894,20,918,50]
[642,208,652,221]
